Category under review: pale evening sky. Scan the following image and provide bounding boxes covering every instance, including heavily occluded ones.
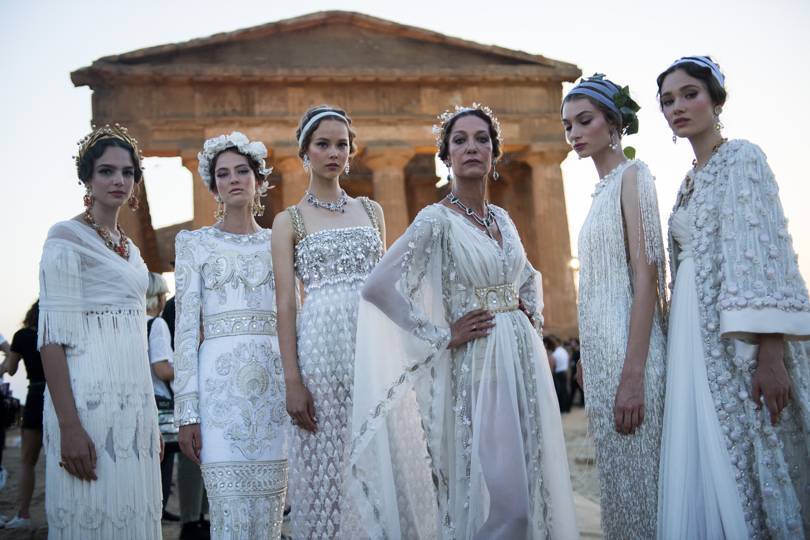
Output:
[1,0,808,398]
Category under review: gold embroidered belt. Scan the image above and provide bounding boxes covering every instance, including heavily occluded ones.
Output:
[472,284,519,313]
[203,309,278,339]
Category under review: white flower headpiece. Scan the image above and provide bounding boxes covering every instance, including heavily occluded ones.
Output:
[432,103,503,156]
[197,131,273,194]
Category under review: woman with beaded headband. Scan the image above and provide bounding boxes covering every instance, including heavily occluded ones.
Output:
[341,104,578,539]
[657,56,810,538]
[173,132,289,539]
[37,124,162,539]
[561,74,667,539]
[270,105,384,538]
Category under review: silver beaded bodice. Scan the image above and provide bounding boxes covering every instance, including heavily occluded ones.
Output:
[293,227,383,293]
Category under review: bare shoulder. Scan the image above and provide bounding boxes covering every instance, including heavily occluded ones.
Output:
[271,209,293,239]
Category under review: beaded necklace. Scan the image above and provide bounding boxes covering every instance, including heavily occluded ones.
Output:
[83,209,129,259]
[446,192,500,243]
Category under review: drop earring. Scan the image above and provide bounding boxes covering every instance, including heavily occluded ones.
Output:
[83,184,93,208]
[609,131,619,151]
[672,134,677,144]
[344,162,350,176]
[302,155,311,172]
[214,196,226,221]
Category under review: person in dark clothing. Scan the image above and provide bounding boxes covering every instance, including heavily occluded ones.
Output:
[0,301,44,529]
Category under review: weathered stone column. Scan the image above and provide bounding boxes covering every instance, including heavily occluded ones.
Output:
[273,152,309,210]
[183,150,216,230]
[363,146,414,245]
[519,145,578,336]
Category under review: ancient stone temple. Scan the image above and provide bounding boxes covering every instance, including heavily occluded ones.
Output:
[71,10,581,335]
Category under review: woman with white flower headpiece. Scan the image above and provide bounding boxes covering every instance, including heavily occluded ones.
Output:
[341,104,578,539]
[561,74,667,540]
[657,56,810,539]
[271,105,385,539]
[173,132,288,539]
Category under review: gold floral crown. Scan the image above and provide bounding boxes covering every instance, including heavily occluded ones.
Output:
[74,123,144,178]
[432,103,504,156]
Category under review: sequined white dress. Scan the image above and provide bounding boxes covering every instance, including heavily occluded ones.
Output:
[342,204,578,539]
[285,198,384,539]
[577,160,667,539]
[173,226,288,540]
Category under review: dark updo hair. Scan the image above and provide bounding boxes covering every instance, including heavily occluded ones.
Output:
[656,59,727,108]
[78,138,143,184]
[207,149,264,193]
[436,109,503,163]
[23,300,39,330]
[296,105,358,159]
[562,94,624,133]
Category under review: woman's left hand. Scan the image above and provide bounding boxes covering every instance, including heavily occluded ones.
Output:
[518,299,532,321]
[752,335,792,425]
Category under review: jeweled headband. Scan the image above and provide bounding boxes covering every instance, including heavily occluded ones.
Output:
[564,74,623,116]
[297,110,349,147]
[74,123,143,179]
[432,103,503,154]
[668,56,725,87]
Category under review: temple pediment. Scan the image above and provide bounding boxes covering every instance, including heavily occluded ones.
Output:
[72,11,578,86]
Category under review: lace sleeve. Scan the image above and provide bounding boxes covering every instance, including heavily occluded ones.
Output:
[173,230,203,426]
[518,260,544,335]
[718,142,810,340]
[361,208,451,350]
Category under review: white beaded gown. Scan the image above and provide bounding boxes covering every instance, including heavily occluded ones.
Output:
[577,160,667,539]
[173,226,288,540]
[342,204,578,540]
[38,220,162,540]
[285,198,384,539]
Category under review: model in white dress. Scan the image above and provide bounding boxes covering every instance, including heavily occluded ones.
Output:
[657,140,810,539]
[174,226,288,539]
[577,160,667,539]
[284,200,384,539]
[39,220,162,539]
[342,203,579,539]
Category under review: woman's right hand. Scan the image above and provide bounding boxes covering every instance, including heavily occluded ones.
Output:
[179,424,203,465]
[447,309,495,349]
[59,422,97,481]
[286,380,318,432]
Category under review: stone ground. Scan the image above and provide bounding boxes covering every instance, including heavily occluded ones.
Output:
[0,407,601,539]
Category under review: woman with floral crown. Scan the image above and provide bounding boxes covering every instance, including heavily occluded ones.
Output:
[561,74,667,539]
[38,124,162,539]
[173,132,288,539]
[657,55,810,539]
[271,105,385,539]
[341,104,578,539]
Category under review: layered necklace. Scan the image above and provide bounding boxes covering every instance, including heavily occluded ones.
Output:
[679,137,728,207]
[447,192,496,232]
[306,189,349,213]
[83,208,130,259]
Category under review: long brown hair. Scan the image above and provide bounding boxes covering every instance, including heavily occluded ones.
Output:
[23,300,39,330]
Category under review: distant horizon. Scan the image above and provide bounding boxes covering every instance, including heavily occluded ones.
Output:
[2,0,809,402]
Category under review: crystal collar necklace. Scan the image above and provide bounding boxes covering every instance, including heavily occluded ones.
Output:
[306,189,349,213]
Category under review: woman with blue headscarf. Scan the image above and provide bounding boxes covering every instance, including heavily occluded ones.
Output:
[561,74,668,540]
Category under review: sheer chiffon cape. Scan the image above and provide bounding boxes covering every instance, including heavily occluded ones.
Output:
[341,204,578,539]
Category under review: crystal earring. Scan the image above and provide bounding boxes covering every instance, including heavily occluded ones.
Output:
[672,134,677,144]
[302,155,311,172]
[214,196,226,221]
[492,164,500,182]
[609,131,619,151]
[83,184,93,208]
[714,115,724,132]
[251,193,265,217]
[344,162,350,176]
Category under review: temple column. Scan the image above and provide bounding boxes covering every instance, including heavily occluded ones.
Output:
[363,146,414,245]
[274,152,309,209]
[519,145,578,335]
[183,150,216,230]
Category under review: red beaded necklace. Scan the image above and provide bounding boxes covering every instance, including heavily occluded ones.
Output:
[83,209,130,259]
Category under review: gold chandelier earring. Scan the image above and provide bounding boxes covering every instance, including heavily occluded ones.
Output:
[215,195,226,221]
[714,106,724,132]
[83,184,94,208]
[252,192,265,217]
